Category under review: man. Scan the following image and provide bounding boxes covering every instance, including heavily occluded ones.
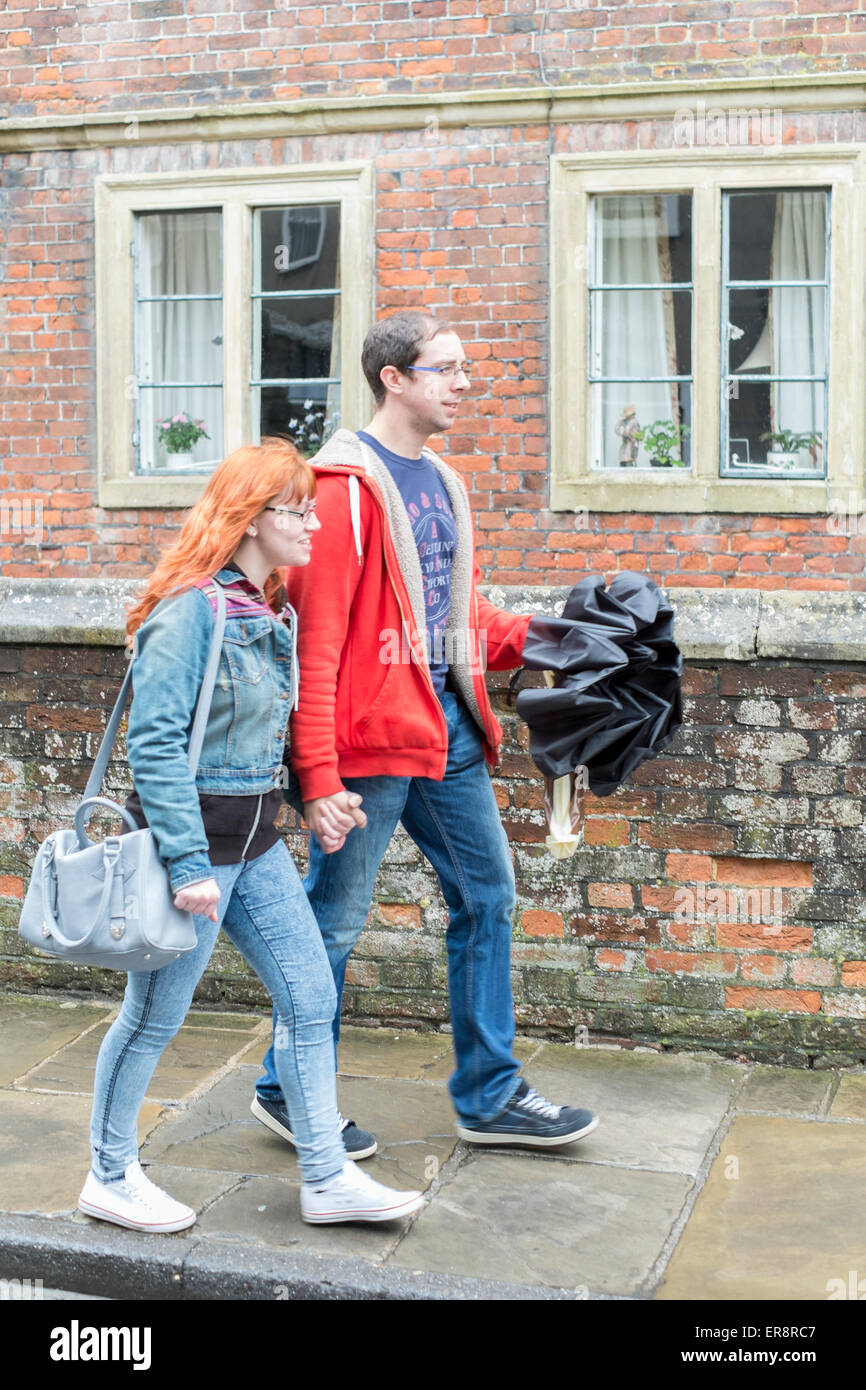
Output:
[252,309,599,1156]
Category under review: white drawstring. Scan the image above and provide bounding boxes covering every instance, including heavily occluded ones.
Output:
[348,473,362,565]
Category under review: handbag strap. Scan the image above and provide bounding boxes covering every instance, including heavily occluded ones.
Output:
[81,579,228,808]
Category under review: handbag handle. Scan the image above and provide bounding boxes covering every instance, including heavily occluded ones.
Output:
[75,581,228,849]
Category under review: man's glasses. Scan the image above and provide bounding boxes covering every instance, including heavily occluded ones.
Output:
[264,501,318,524]
[406,362,472,381]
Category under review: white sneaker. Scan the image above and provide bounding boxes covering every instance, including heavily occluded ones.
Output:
[300,1160,425,1225]
[78,1161,196,1234]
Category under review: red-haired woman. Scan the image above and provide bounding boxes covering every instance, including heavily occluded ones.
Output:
[78,439,423,1230]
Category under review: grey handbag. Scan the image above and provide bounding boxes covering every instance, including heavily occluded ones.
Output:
[18,580,227,972]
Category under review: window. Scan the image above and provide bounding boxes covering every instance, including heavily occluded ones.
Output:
[550,149,863,514]
[95,165,373,508]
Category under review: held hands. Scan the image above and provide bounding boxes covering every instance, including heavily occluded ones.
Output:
[304,792,367,854]
[173,878,221,922]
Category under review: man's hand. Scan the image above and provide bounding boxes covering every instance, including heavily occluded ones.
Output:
[304,792,366,854]
[173,878,221,922]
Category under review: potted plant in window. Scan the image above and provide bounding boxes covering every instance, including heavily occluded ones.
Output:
[156,413,210,469]
[287,400,338,459]
[634,419,690,468]
[760,429,822,470]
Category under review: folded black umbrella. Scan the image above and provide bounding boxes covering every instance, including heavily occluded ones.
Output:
[514,572,683,795]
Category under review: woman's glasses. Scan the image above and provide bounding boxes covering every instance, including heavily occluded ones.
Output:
[264,502,318,525]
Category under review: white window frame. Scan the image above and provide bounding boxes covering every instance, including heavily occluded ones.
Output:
[95,163,374,509]
[550,147,866,514]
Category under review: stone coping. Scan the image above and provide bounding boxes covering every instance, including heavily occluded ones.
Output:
[0,578,865,663]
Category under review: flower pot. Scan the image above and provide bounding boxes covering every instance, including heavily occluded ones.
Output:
[766,450,799,470]
[164,450,193,470]
[650,458,672,468]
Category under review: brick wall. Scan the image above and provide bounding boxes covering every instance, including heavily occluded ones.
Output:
[2,1,862,117]
[2,103,866,585]
[3,638,865,1065]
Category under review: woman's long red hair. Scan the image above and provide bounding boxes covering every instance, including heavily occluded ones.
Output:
[126,437,315,641]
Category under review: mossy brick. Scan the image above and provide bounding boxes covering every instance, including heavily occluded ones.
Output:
[731,761,783,792]
[785,828,838,860]
[814,797,863,828]
[359,991,449,1022]
[523,967,575,1004]
[718,668,813,697]
[838,701,866,730]
[733,825,787,856]
[720,794,810,826]
[380,961,433,989]
[22,648,105,676]
[815,733,861,763]
[812,861,862,892]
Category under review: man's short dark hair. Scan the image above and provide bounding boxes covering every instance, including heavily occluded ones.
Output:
[362,310,451,405]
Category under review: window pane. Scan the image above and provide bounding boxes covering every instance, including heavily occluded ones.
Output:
[728,190,827,283]
[590,383,691,471]
[591,289,692,378]
[725,380,824,474]
[134,210,223,475]
[593,194,691,285]
[258,295,340,382]
[258,205,339,293]
[728,286,826,378]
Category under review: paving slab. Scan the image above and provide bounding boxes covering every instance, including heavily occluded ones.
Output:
[0,1091,164,1215]
[0,995,112,1086]
[194,1174,404,1261]
[142,1066,458,1192]
[521,1043,742,1174]
[336,1025,453,1079]
[23,1017,263,1101]
[829,1073,866,1120]
[735,1066,833,1116]
[656,1114,866,1301]
[422,1034,538,1081]
[391,1150,692,1296]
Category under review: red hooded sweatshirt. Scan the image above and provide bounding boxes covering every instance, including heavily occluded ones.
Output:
[284,429,531,803]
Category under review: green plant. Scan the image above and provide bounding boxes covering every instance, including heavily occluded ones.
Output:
[634,419,690,468]
[157,413,210,453]
[760,428,822,463]
[287,401,338,458]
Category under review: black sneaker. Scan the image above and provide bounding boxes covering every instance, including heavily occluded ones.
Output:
[456,1079,599,1148]
[250,1094,378,1160]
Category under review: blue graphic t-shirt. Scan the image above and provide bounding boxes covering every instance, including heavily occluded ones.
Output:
[358,430,457,696]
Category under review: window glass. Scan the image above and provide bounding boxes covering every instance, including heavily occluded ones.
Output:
[134,210,223,473]
[589,194,692,471]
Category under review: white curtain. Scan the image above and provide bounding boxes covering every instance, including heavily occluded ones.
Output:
[770,191,825,452]
[594,195,679,469]
[137,211,223,472]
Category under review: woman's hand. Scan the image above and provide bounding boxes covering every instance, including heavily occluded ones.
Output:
[173,879,221,922]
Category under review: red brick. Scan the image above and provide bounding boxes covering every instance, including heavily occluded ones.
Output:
[521,910,565,938]
[711,857,813,888]
[725,987,821,1014]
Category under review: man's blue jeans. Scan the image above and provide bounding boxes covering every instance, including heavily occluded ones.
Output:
[90,839,345,1187]
[257,692,521,1125]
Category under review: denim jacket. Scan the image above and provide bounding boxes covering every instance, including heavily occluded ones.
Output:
[125,567,296,894]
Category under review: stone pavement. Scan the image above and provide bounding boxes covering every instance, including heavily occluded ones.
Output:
[2,991,865,1302]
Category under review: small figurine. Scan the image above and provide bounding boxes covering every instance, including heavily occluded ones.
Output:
[615,405,641,467]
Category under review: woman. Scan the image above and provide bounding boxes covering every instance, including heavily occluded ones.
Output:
[79,439,424,1230]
